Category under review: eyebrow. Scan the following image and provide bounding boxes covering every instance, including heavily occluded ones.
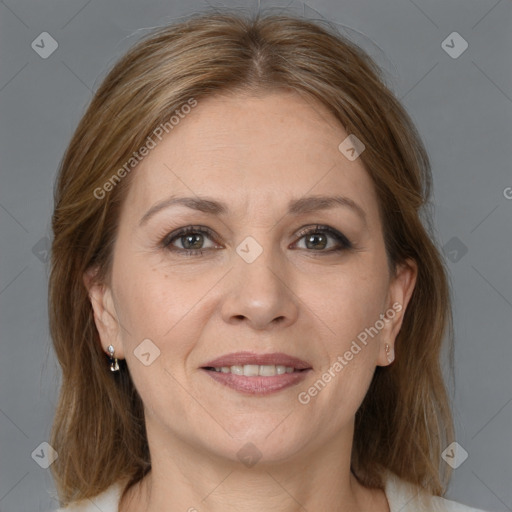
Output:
[139,194,367,226]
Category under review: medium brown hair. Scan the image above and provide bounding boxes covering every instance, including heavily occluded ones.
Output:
[49,8,455,506]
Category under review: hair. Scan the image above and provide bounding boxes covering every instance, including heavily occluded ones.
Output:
[49,8,455,507]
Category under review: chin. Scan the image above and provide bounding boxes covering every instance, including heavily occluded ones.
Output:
[199,427,309,467]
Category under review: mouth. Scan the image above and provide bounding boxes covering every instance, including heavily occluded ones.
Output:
[201,351,312,374]
[202,365,309,376]
[200,352,312,395]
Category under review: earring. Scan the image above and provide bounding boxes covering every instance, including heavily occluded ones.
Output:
[385,343,395,364]
[107,344,120,372]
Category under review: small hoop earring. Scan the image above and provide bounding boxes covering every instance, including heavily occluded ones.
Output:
[107,344,120,372]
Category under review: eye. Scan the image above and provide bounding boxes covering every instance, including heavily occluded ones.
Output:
[162,226,221,255]
[293,225,352,252]
[161,224,352,256]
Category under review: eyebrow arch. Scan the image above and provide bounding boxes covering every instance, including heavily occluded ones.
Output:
[139,194,367,226]
[287,195,366,225]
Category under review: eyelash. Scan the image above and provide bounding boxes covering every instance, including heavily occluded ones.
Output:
[161,224,353,256]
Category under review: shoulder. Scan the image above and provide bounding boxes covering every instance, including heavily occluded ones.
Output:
[53,472,490,512]
[383,469,490,512]
[54,481,124,512]
[430,495,490,512]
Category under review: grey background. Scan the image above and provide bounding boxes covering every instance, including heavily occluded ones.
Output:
[0,0,511,510]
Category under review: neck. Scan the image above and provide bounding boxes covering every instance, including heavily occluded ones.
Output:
[119,424,388,512]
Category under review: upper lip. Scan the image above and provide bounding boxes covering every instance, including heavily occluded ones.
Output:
[202,351,312,370]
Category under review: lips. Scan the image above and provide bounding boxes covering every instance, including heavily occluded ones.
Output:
[201,351,312,371]
[200,351,313,395]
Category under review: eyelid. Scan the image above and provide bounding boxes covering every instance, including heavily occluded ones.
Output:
[161,223,352,254]
[292,224,352,249]
[161,225,221,249]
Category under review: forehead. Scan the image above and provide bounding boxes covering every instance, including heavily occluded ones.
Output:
[123,91,380,224]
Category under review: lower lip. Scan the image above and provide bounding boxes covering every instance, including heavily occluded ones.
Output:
[201,369,311,395]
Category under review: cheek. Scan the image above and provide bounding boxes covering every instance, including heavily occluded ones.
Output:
[324,263,389,382]
[299,275,386,428]
[305,264,388,346]
[112,262,222,392]
[112,268,206,413]
[114,262,209,340]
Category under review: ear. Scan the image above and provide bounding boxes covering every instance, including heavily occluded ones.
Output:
[377,258,417,367]
[83,267,125,359]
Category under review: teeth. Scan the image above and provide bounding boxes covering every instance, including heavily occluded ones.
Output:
[243,364,259,377]
[212,364,298,376]
[276,365,287,375]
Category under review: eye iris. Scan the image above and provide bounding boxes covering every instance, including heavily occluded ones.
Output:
[305,233,327,250]
[182,233,203,249]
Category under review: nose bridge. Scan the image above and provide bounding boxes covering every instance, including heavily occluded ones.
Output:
[221,232,298,329]
[236,237,282,293]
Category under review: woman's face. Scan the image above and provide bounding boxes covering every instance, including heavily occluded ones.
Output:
[88,90,416,464]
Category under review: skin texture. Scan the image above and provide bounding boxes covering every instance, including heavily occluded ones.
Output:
[86,90,417,512]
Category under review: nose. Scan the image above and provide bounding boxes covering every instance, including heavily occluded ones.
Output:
[220,246,299,331]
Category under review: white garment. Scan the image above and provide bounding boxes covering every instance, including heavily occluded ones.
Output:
[55,469,489,512]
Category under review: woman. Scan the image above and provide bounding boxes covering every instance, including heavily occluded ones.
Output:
[49,9,489,512]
